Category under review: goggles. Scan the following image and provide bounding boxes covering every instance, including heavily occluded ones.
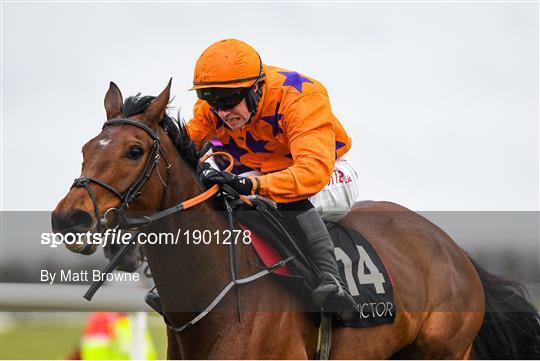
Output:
[196,87,251,111]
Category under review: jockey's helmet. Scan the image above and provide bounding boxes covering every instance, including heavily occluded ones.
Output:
[191,39,265,114]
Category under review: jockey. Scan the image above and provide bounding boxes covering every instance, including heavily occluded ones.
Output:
[187,39,360,321]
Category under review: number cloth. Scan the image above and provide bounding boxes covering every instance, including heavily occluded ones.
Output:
[187,65,352,203]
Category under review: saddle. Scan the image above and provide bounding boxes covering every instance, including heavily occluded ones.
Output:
[232,195,396,328]
[144,191,396,329]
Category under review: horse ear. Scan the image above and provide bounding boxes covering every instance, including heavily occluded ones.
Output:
[144,78,172,125]
[104,82,123,120]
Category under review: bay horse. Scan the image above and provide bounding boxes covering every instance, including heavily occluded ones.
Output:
[52,81,540,359]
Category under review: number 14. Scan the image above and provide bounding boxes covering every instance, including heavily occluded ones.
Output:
[334,246,386,295]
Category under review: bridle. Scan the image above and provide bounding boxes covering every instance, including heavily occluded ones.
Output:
[77,116,234,301]
[71,118,171,232]
[71,117,240,233]
[75,118,295,340]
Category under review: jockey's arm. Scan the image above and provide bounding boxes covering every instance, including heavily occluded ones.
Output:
[252,92,336,203]
[186,99,216,147]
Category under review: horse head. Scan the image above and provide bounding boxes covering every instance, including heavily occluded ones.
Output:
[52,80,178,271]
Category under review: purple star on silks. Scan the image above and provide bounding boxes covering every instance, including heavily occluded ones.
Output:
[278,71,313,93]
[210,137,223,147]
[261,110,284,136]
[223,138,248,160]
[231,164,255,175]
[335,141,346,150]
[246,132,272,154]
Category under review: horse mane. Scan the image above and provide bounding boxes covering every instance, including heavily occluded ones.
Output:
[122,94,203,170]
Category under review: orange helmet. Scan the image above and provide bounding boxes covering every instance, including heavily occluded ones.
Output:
[190,39,265,90]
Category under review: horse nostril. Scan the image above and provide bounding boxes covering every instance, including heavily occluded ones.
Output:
[68,209,93,229]
[51,209,93,233]
[52,211,71,233]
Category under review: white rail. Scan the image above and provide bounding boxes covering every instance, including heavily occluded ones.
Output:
[1,283,155,360]
[0,283,151,311]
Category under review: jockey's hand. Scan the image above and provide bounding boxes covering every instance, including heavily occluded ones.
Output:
[201,168,253,195]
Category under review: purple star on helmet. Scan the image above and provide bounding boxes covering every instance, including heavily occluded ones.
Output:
[246,132,272,154]
[335,141,346,150]
[261,106,284,136]
[278,71,313,93]
[223,138,248,160]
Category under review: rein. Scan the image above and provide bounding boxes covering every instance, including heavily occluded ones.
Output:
[72,118,247,232]
[80,118,247,300]
[76,117,305,354]
[112,152,251,230]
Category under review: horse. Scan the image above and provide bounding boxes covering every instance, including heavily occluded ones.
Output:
[52,81,540,359]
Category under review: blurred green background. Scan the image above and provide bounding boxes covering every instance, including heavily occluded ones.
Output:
[0,312,167,360]
[2,303,540,360]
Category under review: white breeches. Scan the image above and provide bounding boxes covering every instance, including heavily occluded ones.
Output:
[308,157,360,222]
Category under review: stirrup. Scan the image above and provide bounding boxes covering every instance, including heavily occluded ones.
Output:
[312,273,345,309]
[145,287,164,316]
[323,273,345,297]
[314,273,359,322]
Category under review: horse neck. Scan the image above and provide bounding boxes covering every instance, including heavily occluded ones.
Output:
[145,132,240,312]
[149,132,312,358]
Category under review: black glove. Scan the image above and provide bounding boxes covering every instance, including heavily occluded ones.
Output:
[201,168,253,195]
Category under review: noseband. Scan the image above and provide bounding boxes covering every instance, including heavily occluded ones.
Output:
[71,119,170,232]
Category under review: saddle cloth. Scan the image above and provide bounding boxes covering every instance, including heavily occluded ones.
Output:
[235,197,396,328]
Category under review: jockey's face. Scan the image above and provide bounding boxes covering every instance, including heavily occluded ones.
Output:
[217,98,251,130]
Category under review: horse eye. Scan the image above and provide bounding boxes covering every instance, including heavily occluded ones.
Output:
[127,145,144,159]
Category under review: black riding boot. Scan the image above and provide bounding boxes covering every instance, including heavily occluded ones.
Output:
[288,205,359,322]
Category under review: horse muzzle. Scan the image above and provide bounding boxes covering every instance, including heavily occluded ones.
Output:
[51,208,99,255]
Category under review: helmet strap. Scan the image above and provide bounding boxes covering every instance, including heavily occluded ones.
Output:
[246,82,264,115]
